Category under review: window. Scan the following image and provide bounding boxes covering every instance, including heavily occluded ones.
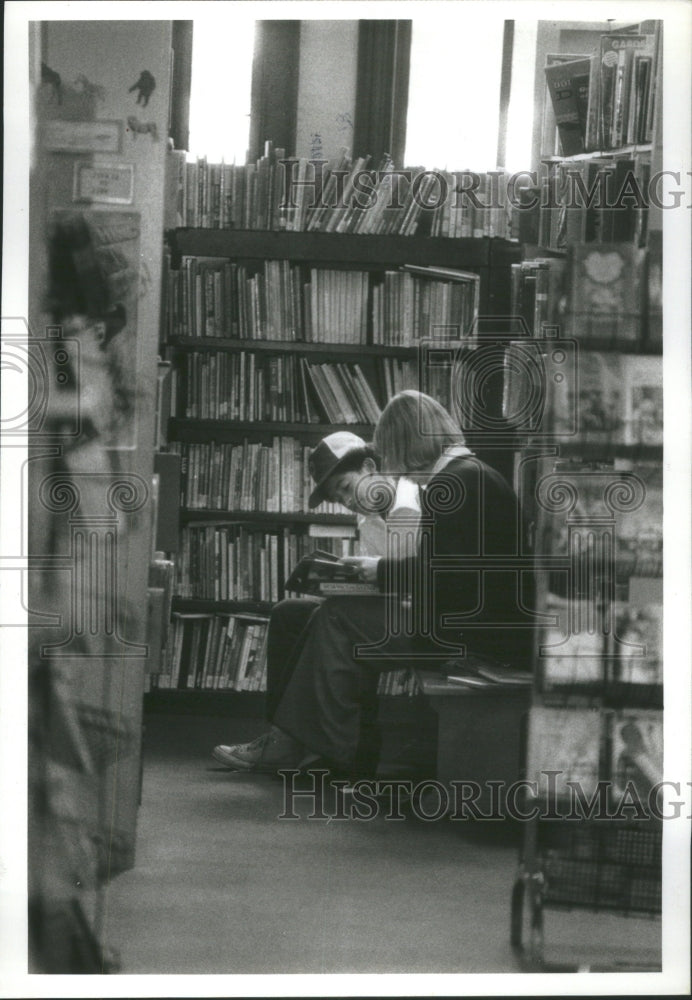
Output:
[505,21,538,173]
[404,16,505,170]
[188,18,256,163]
[404,15,537,173]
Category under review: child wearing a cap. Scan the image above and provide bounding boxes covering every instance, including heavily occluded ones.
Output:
[306,430,419,555]
[213,430,419,773]
[213,392,533,778]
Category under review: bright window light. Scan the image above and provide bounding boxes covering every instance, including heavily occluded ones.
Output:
[405,17,504,170]
[188,18,255,163]
[505,21,538,173]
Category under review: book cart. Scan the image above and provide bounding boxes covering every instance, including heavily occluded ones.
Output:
[509,16,663,971]
[147,223,522,711]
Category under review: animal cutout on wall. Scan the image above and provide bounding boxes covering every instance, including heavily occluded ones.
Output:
[41,62,63,104]
[128,71,156,107]
[74,73,106,102]
[138,260,153,300]
[127,115,158,141]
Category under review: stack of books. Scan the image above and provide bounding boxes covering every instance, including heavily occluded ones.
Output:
[283,550,379,596]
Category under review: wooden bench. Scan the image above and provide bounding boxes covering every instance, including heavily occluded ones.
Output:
[414,667,531,813]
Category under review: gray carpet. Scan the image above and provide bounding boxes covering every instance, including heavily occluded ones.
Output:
[101,713,660,975]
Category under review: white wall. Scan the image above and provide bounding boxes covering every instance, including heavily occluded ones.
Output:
[295,21,358,161]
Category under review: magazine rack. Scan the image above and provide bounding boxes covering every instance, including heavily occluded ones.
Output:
[507,437,663,972]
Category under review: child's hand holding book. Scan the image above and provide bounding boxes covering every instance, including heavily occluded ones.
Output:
[339,556,380,583]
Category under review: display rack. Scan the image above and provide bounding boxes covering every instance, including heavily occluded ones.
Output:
[509,17,663,972]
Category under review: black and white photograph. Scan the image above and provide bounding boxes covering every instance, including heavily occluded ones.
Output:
[1,1,690,996]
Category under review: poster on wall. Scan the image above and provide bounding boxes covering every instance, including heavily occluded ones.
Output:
[72,162,135,204]
[42,119,122,153]
[47,209,142,450]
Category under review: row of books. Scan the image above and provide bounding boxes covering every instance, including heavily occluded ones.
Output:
[175,350,420,424]
[537,155,651,252]
[503,346,663,445]
[527,705,662,802]
[164,255,480,346]
[510,243,660,348]
[377,669,421,697]
[154,613,269,691]
[372,266,479,345]
[166,143,513,238]
[167,438,354,515]
[542,22,660,157]
[175,524,358,602]
[151,611,423,697]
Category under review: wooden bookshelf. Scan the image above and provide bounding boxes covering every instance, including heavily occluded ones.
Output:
[152,222,522,702]
[172,597,274,615]
[541,143,653,164]
[144,687,430,720]
[555,443,662,462]
[169,337,425,360]
[166,230,520,317]
[144,688,267,717]
[170,229,497,268]
[169,418,375,443]
[179,509,356,526]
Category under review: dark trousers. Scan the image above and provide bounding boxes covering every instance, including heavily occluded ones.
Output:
[265,597,384,773]
[267,595,456,768]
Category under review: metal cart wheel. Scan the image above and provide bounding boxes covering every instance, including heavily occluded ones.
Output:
[510,871,526,950]
[527,873,545,968]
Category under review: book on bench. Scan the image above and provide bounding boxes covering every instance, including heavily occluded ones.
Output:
[283,549,380,597]
[446,661,533,687]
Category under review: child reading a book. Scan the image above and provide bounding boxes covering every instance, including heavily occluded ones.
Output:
[213,430,419,772]
[213,392,534,777]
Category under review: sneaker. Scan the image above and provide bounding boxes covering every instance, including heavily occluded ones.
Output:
[212,727,302,772]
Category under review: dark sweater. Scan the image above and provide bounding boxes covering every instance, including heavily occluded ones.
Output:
[377,455,535,668]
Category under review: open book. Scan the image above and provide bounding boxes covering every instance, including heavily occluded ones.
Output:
[283,549,380,596]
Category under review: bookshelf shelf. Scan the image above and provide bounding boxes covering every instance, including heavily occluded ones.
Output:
[169,229,501,270]
[180,509,356,526]
[144,688,267,716]
[172,597,274,615]
[143,687,427,719]
[554,442,663,461]
[168,337,425,360]
[169,418,375,443]
[541,143,653,163]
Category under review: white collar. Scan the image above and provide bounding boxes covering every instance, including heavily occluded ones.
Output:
[428,445,473,479]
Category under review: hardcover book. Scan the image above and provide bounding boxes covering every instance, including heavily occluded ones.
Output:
[539,593,606,689]
[283,550,379,596]
[526,705,603,799]
[598,34,651,150]
[621,354,663,445]
[611,600,662,685]
[610,708,662,799]
[544,57,591,156]
[564,243,645,344]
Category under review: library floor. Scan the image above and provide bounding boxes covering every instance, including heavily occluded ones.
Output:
[102,712,661,976]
